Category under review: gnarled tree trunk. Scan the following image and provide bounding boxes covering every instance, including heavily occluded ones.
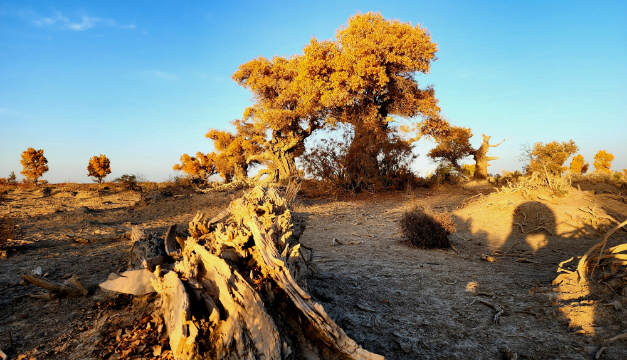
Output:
[472,134,506,180]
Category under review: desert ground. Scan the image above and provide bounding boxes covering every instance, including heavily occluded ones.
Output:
[1,181,627,359]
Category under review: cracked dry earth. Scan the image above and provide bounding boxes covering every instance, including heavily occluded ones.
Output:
[1,183,627,359]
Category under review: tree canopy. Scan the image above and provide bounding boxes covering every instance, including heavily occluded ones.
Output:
[593,150,614,174]
[87,154,112,184]
[569,154,589,174]
[524,140,578,175]
[201,12,445,184]
[20,147,49,183]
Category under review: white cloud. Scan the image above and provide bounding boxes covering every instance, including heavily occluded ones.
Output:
[32,11,67,26]
[29,11,137,32]
[67,16,100,31]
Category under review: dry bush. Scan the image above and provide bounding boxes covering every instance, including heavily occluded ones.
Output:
[114,174,141,191]
[399,207,455,249]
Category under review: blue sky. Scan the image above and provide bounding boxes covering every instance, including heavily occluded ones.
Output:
[1,0,625,183]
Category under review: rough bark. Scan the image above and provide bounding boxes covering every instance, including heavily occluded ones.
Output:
[472,134,506,180]
[101,185,383,360]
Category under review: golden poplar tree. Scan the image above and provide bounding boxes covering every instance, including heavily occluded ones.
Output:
[173,152,217,181]
[210,12,444,184]
[569,154,589,174]
[525,140,578,175]
[593,150,614,174]
[20,148,49,184]
[87,155,112,184]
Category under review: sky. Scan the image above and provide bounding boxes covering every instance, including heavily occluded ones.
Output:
[1,0,626,183]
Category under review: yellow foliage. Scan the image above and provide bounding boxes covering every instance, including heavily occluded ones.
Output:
[526,140,578,175]
[87,155,112,184]
[173,152,216,181]
[569,154,589,174]
[427,126,474,170]
[462,164,475,177]
[221,12,443,182]
[20,147,49,183]
[593,150,614,174]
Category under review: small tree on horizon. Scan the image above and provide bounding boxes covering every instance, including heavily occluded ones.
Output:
[87,155,112,184]
[20,148,49,184]
[593,150,614,174]
[569,154,589,174]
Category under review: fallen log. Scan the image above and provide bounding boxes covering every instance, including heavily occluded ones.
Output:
[101,185,383,359]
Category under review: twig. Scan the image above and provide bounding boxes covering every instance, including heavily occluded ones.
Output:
[505,242,518,255]
[449,243,460,254]
[454,233,471,241]
[476,298,505,324]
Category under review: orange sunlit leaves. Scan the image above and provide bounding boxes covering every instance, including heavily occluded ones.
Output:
[569,154,589,175]
[20,147,49,183]
[593,150,614,174]
[87,155,112,184]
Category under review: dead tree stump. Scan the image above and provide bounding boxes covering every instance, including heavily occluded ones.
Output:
[102,186,383,360]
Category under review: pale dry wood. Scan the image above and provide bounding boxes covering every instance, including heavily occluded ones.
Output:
[151,270,198,360]
[21,274,87,298]
[193,245,282,360]
[99,269,156,295]
[247,216,384,360]
[577,219,627,282]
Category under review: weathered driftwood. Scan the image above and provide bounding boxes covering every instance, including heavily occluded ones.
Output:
[102,185,383,360]
[99,269,156,295]
[21,274,87,298]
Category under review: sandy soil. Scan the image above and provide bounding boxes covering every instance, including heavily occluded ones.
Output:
[1,182,626,359]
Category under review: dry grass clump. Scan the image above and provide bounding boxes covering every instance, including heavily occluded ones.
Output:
[399,207,455,249]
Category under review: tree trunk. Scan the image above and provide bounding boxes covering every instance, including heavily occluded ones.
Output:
[472,134,504,180]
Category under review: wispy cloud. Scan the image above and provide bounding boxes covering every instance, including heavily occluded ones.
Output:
[31,11,67,27]
[29,10,137,32]
[152,71,179,81]
[67,16,100,31]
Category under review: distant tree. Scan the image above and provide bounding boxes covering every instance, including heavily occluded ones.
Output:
[593,150,614,174]
[87,155,112,184]
[427,126,474,173]
[20,148,49,184]
[173,152,217,181]
[0,172,18,185]
[7,172,17,185]
[427,127,506,180]
[569,154,589,174]
[522,140,578,176]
